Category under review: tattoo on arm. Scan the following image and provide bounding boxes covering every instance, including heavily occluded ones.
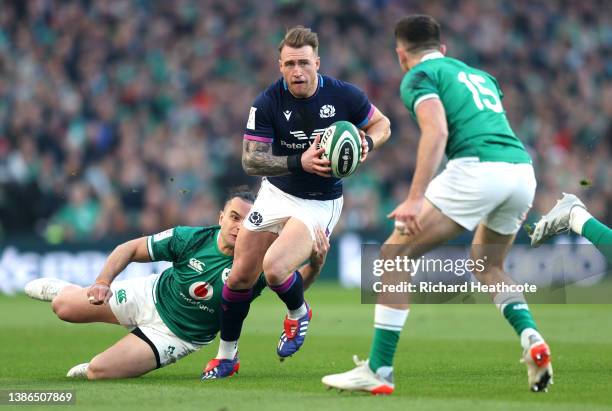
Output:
[242,140,290,176]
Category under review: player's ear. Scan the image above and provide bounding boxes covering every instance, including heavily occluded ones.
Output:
[397,47,413,71]
[315,56,320,71]
[395,47,405,65]
[218,211,224,225]
[439,44,447,55]
[278,59,283,72]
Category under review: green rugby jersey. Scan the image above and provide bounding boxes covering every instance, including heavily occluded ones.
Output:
[400,52,531,164]
[147,225,267,344]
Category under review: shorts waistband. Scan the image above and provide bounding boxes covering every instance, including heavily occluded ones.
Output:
[447,157,480,165]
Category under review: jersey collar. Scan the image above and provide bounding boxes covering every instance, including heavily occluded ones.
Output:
[420,51,444,62]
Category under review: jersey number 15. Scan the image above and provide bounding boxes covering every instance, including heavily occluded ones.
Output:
[457,71,503,113]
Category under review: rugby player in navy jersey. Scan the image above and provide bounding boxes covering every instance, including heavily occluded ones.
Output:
[202,26,391,378]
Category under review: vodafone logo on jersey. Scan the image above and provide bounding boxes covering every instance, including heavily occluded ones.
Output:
[188,281,214,301]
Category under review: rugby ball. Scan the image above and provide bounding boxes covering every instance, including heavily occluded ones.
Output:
[319,121,361,178]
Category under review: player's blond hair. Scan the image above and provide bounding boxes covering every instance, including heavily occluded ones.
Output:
[278,26,319,55]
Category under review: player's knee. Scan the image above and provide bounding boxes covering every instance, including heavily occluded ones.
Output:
[225,273,253,289]
[51,296,75,322]
[264,270,287,286]
[86,358,108,380]
[262,257,288,285]
[227,257,260,289]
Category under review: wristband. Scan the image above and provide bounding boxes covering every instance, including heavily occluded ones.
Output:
[287,153,303,173]
[95,280,111,287]
[365,135,374,152]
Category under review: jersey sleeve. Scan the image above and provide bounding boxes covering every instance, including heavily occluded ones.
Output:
[244,92,275,143]
[342,82,374,129]
[147,226,194,262]
[400,69,440,115]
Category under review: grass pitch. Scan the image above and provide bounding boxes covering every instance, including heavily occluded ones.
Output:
[1,284,611,411]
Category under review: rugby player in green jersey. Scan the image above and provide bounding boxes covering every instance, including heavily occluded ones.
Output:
[323,15,552,394]
[24,187,330,380]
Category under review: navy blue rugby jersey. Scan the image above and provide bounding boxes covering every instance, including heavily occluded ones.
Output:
[243,74,374,200]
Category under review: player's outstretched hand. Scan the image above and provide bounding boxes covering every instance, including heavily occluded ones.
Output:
[87,283,113,305]
[358,130,369,163]
[311,226,330,269]
[302,134,331,177]
[387,198,423,236]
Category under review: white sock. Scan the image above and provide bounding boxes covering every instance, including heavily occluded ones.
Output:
[288,302,308,320]
[374,304,409,332]
[493,291,526,312]
[570,206,591,235]
[216,339,238,360]
[520,328,544,351]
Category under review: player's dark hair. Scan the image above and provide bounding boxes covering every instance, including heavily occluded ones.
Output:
[225,185,255,207]
[278,26,319,55]
[394,15,441,53]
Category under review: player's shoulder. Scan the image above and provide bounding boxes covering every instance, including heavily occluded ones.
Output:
[401,68,434,96]
[419,56,493,79]
[402,56,461,86]
[194,224,221,238]
[254,78,284,105]
[320,74,365,95]
[418,55,464,70]
[443,57,499,85]
[198,224,221,234]
[402,62,431,86]
[172,225,218,242]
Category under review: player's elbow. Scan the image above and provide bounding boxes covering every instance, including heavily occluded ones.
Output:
[113,240,139,261]
[423,128,448,145]
[437,129,449,144]
[242,156,255,175]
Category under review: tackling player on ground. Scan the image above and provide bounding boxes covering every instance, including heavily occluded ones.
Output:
[203,26,391,378]
[322,15,552,394]
[24,188,330,379]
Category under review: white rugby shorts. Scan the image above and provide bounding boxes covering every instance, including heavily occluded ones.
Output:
[109,274,204,368]
[425,158,537,235]
[243,178,343,239]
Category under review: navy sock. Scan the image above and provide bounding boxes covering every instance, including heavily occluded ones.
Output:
[270,271,304,311]
[220,285,253,342]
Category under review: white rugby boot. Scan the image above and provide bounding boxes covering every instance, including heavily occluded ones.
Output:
[530,193,586,246]
[66,363,89,378]
[321,355,394,395]
[24,278,71,301]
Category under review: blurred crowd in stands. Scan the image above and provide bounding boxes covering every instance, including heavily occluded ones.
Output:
[0,0,610,242]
